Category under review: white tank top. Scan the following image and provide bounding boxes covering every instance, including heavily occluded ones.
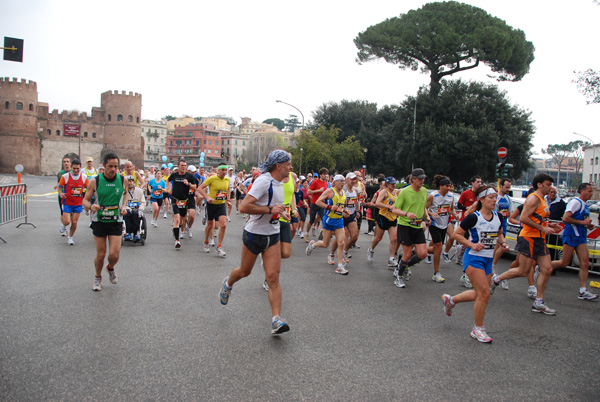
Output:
[344,186,358,214]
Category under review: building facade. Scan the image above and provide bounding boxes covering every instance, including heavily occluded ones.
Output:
[583,143,600,186]
[142,119,168,168]
[166,124,223,167]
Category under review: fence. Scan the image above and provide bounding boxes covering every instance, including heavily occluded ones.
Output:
[0,184,36,243]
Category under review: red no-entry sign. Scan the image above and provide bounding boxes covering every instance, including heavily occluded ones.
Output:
[497,147,507,158]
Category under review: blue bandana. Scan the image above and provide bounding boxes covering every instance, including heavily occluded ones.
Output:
[259,150,291,173]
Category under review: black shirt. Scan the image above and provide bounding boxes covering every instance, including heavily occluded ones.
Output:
[168,172,196,200]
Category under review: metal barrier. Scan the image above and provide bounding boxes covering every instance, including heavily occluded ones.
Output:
[0,184,36,243]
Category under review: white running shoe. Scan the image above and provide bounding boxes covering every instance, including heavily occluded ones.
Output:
[108,268,118,284]
[306,240,315,256]
[425,254,432,264]
[441,294,454,316]
[367,248,374,262]
[471,326,492,343]
[203,243,210,253]
[527,286,537,299]
[432,272,445,283]
[67,236,74,246]
[59,224,66,236]
[336,264,349,275]
[92,276,102,291]
[327,254,335,265]
[179,230,185,239]
[394,277,406,288]
[163,212,167,218]
[209,238,215,247]
[175,240,181,249]
[501,279,509,290]
[387,258,398,267]
[217,247,226,257]
[227,216,231,222]
[187,228,193,238]
[460,273,472,288]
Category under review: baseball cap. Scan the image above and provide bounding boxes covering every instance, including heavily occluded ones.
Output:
[346,172,357,179]
[299,175,306,180]
[86,157,93,162]
[333,174,345,182]
[411,168,426,179]
[252,171,261,177]
[313,173,318,177]
[188,165,197,172]
[385,176,397,184]
[228,167,234,171]
[126,175,135,181]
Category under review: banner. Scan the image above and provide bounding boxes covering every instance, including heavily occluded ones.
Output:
[64,124,80,137]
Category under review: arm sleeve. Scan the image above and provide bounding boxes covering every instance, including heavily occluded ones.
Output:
[460,213,478,231]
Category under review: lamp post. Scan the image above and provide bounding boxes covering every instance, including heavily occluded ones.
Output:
[276,100,305,174]
[574,132,596,186]
[363,147,368,178]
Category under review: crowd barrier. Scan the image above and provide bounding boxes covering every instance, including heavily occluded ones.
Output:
[0,184,36,243]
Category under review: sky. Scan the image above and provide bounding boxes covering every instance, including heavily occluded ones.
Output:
[2,0,599,155]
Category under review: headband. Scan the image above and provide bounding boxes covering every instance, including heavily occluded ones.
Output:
[217,165,228,170]
[259,150,291,173]
[439,177,451,186]
[477,187,497,200]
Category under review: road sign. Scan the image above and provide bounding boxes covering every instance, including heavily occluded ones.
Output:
[497,147,507,158]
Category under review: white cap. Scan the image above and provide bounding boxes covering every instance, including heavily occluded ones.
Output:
[299,175,306,180]
[333,174,345,182]
[188,165,197,172]
[346,172,357,179]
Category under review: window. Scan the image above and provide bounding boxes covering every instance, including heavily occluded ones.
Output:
[56,130,60,136]
[16,102,23,110]
[215,141,219,145]
[92,132,96,138]
[208,140,211,145]
[227,140,230,145]
[29,104,34,111]
[196,140,200,146]
[128,115,133,122]
[117,114,123,121]
[208,149,211,154]
[4,101,8,109]
[84,132,88,137]
[243,141,246,146]
[108,114,112,121]
[596,157,599,165]
[136,117,140,123]
[47,129,51,135]
[204,140,206,144]
[235,140,238,145]
[176,140,182,146]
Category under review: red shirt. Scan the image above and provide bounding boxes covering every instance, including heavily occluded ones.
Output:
[309,179,328,204]
[458,189,476,221]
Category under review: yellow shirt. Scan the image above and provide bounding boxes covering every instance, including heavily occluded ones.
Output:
[203,175,230,205]
[379,190,398,221]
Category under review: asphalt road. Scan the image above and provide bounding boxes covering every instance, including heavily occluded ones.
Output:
[1,175,599,401]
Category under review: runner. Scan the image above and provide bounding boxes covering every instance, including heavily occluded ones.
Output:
[147,172,167,227]
[123,175,147,241]
[225,167,236,221]
[367,176,400,268]
[551,183,598,300]
[425,175,459,283]
[492,178,513,289]
[219,150,292,335]
[121,161,145,189]
[234,171,245,215]
[57,158,89,245]
[56,155,71,236]
[296,178,309,238]
[198,164,231,256]
[184,165,199,239]
[161,167,172,219]
[306,174,350,275]
[167,159,197,249]
[490,173,562,315]
[83,152,128,291]
[391,168,430,288]
[441,184,509,343]
[83,157,97,179]
[305,168,329,243]
[330,172,360,265]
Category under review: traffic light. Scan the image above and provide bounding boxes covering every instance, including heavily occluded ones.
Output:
[496,162,505,178]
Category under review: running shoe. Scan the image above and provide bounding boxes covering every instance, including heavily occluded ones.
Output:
[432,272,445,283]
[344,250,352,259]
[271,315,290,335]
[202,214,207,225]
[124,233,131,241]
[353,245,360,249]
[209,238,215,247]
[441,252,450,263]
[227,216,231,222]
[163,212,167,218]
[67,236,74,246]
[263,280,269,291]
[531,301,556,315]
[367,248,374,262]
[306,240,315,256]
[203,243,210,253]
[60,224,67,236]
[93,276,102,291]
[387,258,398,268]
[216,247,226,257]
[151,219,156,226]
[327,254,335,265]
[424,254,432,264]
[460,273,472,289]
[400,267,409,281]
[527,286,537,299]
[455,244,463,265]
[219,277,231,305]
[312,226,316,236]
[489,274,499,295]
[299,232,304,239]
[471,326,492,343]
[533,265,540,285]
[187,228,193,238]
[175,240,181,249]
[441,294,454,316]
[578,290,599,300]
[501,279,509,290]
[108,268,118,284]
[179,230,184,239]
[336,264,349,275]
[394,277,406,288]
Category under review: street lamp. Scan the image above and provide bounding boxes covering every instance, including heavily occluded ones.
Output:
[276,100,305,174]
[363,147,368,178]
[573,132,596,186]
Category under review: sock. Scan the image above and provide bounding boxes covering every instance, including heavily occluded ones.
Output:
[272,315,280,323]
[580,287,587,293]
[107,265,114,272]
[534,298,543,305]
[398,259,408,276]
[528,285,536,290]
[407,253,422,267]
[173,227,179,240]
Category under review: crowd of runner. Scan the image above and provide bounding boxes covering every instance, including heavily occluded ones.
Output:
[55,152,598,340]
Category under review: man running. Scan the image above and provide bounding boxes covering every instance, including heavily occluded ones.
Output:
[330,172,360,265]
[83,152,128,291]
[167,159,197,249]
[198,164,231,256]
[490,173,562,315]
[56,155,71,236]
[305,168,329,242]
[183,165,198,238]
[492,178,513,289]
[367,177,400,268]
[57,158,89,245]
[219,150,292,335]
[551,183,598,300]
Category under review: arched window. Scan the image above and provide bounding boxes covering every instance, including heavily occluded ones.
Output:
[84,132,88,138]
[136,117,140,123]
[16,102,23,110]
[56,130,60,136]
[117,114,123,121]
[29,104,34,111]
[92,132,96,138]
[128,115,133,122]
[4,101,8,109]
[47,129,51,135]
[108,114,112,121]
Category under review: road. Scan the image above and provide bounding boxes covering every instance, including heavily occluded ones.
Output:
[1,175,599,401]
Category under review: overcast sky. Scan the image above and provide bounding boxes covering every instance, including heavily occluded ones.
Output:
[2,0,599,155]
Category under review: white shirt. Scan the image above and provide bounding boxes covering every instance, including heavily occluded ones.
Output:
[245,172,283,235]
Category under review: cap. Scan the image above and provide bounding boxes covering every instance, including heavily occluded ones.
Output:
[86,157,93,162]
[411,168,426,179]
[333,174,345,182]
[98,165,105,170]
[346,172,357,179]
[313,173,318,177]
[228,167,234,171]
[299,175,306,180]
[188,165,197,172]
[385,176,397,184]
[126,175,135,181]
[252,171,261,177]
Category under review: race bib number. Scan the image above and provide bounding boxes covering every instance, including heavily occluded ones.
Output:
[284,204,291,216]
[437,205,450,216]
[176,199,187,208]
[153,189,163,197]
[128,201,140,208]
[346,198,357,206]
[409,218,423,226]
[98,205,119,222]
[499,208,509,218]
[480,231,498,249]
[215,191,227,201]
[71,187,84,197]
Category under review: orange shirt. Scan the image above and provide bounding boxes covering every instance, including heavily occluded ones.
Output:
[519,192,548,238]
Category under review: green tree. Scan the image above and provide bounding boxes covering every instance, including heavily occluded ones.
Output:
[571,140,587,175]
[389,80,534,184]
[284,115,301,132]
[162,115,176,121]
[354,1,535,96]
[574,69,600,104]
[263,118,285,131]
